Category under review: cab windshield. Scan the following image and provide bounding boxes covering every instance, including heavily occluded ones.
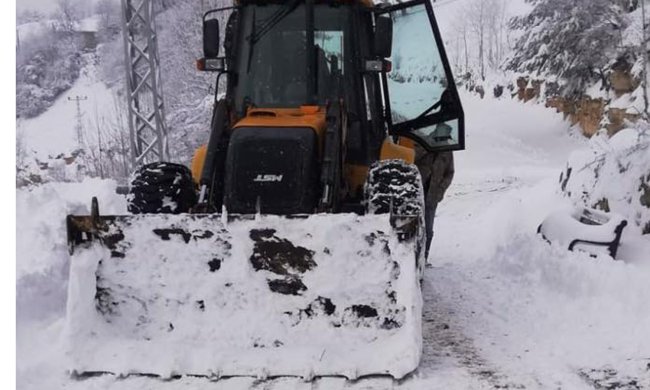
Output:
[233,5,350,113]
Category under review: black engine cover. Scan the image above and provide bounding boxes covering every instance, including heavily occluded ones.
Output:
[224,127,320,214]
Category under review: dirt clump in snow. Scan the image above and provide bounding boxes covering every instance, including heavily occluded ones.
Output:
[267,277,307,295]
[249,228,316,295]
[578,363,649,390]
[153,228,193,243]
[295,296,337,318]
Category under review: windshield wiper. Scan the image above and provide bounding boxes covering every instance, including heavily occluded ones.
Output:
[246,8,256,73]
[246,2,300,74]
[246,0,301,45]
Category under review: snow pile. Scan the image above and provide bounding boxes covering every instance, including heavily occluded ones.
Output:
[473,234,650,386]
[16,149,86,187]
[65,213,422,379]
[560,127,650,234]
[16,179,127,321]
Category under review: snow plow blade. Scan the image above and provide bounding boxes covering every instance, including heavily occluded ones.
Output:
[64,209,422,380]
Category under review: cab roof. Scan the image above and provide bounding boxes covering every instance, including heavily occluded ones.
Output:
[235,0,375,8]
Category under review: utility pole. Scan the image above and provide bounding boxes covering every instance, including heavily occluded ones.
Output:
[97,117,105,179]
[68,95,88,147]
[642,0,649,118]
[121,0,169,168]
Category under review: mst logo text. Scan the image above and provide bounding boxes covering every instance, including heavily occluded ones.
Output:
[253,174,283,183]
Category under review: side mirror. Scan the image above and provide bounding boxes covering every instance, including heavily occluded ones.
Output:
[374,16,392,58]
[203,18,220,58]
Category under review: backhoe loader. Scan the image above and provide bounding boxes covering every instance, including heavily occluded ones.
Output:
[65,0,464,380]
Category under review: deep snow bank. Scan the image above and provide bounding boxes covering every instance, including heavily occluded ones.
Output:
[561,127,650,235]
[432,172,650,389]
[16,179,127,321]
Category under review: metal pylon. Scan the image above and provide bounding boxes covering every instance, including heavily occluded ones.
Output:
[121,0,169,167]
[68,95,88,147]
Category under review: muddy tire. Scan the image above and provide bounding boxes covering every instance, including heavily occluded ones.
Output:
[127,162,197,214]
[364,159,426,278]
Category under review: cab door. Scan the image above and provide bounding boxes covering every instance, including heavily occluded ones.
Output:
[376,0,464,152]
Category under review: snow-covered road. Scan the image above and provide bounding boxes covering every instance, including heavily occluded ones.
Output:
[16,93,650,389]
[417,94,650,389]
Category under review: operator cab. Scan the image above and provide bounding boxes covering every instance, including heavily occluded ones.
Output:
[196,0,464,214]
[199,0,464,153]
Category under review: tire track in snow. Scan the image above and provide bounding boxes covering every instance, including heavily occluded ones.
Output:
[419,274,527,389]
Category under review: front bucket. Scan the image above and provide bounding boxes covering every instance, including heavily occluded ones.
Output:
[64,212,422,380]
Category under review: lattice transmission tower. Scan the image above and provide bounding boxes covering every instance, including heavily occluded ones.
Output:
[68,95,88,147]
[121,0,169,167]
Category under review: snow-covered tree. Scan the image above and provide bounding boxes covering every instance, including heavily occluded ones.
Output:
[82,93,132,180]
[507,0,629,97]
[450,0,509,81]
[16,30,83,119]
[95,0,121,42]
[156,0,230,162]
[54,0,81,33]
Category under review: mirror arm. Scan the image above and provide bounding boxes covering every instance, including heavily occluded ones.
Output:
[415,100,441,120]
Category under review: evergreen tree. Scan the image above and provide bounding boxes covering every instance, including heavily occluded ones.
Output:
[507,0,628,97]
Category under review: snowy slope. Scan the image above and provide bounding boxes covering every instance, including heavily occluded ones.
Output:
[17,89,650,389]
[17,55,116,162]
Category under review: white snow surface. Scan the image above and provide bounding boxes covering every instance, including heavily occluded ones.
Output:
[65,214,421,379]
[17,91,650,389]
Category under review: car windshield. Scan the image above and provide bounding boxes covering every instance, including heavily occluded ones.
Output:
[233,5,350,113]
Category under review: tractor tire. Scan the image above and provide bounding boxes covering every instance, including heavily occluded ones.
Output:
[364,159,424,217]
[364,159,426,279]
[127,162,197,214]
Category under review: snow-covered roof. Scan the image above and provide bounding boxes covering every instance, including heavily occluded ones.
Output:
[17,15,101,41]
[17,20,50,41]
[75,16,100,33]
